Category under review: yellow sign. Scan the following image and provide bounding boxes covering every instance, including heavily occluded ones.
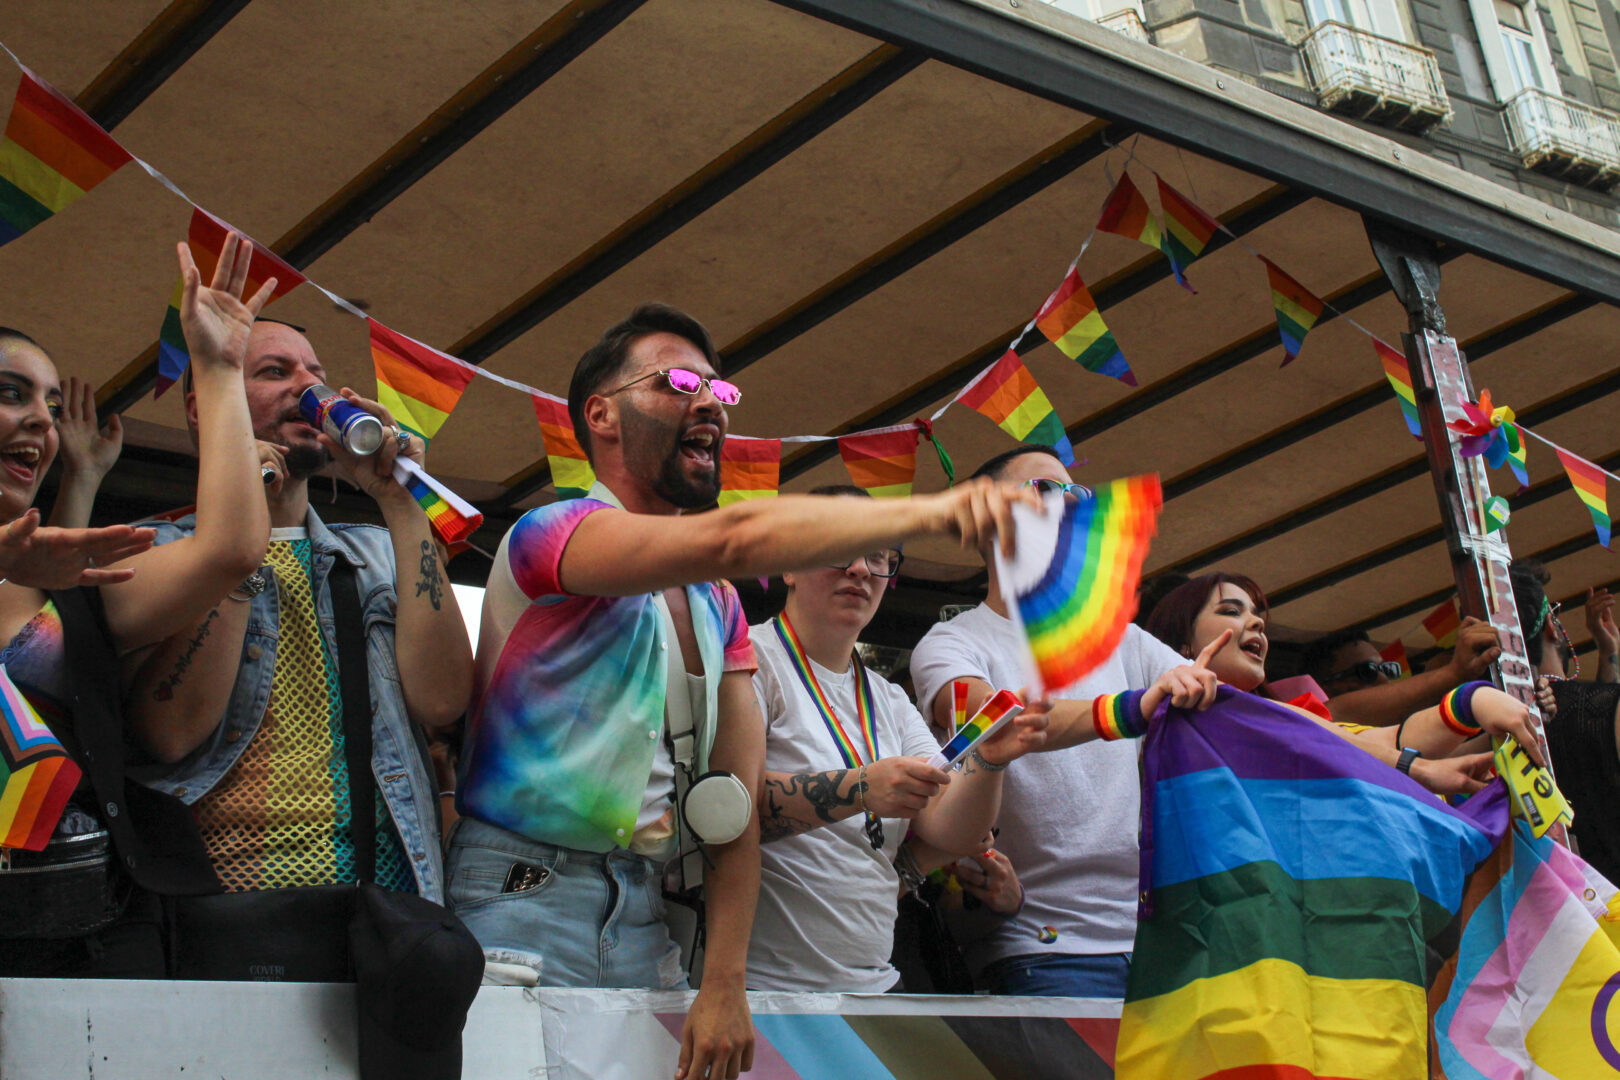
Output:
[1493,735,1572,838]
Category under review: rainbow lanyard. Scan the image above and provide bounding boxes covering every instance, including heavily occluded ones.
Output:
[772,613,885,850]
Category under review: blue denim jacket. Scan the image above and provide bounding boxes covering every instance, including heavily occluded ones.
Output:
[134,509,444,901]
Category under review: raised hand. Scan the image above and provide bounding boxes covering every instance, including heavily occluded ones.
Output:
[176,231,276,373]
[1535,675,1558,721]
[1587,587,1618,657]
[1410,751,1496,797]
[0,509,155,588]
[1139,628,1230,721]
[1448,616,1503,681]
[861,756,952,817]
[56,377,121,481]
[974,689,1051,766]
[932,476,1043,557]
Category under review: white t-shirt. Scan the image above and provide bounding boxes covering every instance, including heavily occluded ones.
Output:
[909,603,1184,973]
[746,621,940,993]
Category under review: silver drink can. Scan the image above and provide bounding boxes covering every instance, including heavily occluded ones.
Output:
[299,384,385,456]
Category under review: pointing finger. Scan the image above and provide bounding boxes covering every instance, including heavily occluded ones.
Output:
[1195,629,1234,670]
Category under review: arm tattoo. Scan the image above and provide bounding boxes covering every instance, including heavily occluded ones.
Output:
[413,540,443,611]
[152,609,221,702]
[760,769,864,843]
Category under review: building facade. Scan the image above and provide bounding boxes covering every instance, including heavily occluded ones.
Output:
[1049,0,1620,224]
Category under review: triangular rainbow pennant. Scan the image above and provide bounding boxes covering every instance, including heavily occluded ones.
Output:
[1423,597,1461,648]
[1557,447,1611,548]
[1261,256,1325,367]
[1375,339,1423,439]
[838,425,920,498]
[156,207,304,398]
[1032,265,1136,385]
[530,392,595,500]
[1156,176,1221,293]
[1379,639,1411,678]
[993,475,1163,692]
[0,67,132,247]
[958,350,1075,466]
[1096,172,1161,253]
[719,436,780,506]
[0,665,81,852]
[369,319,476,445]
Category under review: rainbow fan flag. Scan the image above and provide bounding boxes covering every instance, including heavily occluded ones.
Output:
[1424,597,1461,648]
[1262,256,1325,366]
[838,425,920,498]
[958,350,1075,466]
[1376,339,1423,439]
[719,436,780,507]
[928,689,1022,770]
[531,392,595,500]
[1156,176,1220,293]
[0,664,80,851]
[1097,172,1161,253]
[1117,689,1510,1080]
[0,68,132,247]
[1032,265,1136,385]
[156,207,304,398]
[370,319,476,445]
[1557,447,1611,548]
[1380,639,1411,678]
[391,457,482,555]
[993,474,1162,692]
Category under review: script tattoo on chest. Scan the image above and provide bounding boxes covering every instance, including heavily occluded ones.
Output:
[414,540,443,611]
[760,768,864,843]
[152,608,220,702]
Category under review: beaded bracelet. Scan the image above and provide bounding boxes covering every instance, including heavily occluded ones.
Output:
[1093,689,1150,741]
[1438,681,1491,737]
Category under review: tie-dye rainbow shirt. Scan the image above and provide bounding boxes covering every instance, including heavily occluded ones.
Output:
[458,499,755,854]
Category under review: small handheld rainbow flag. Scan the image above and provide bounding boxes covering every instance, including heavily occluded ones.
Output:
[958,350,1075,466]
[1375,339,1423,439]
[1032,265,1136,385]
[927,689,1023,770]
[1096,172,1161,253]
[951,679,970,739]
[369,319,475,445]
[156,207,304,398]
[1423,597,1461,648]
[1156,176,1220,293]
[1379,639,1411,678]
[719,436,780,506]
[0,665,80,852]
[994,475,1163,693]
[0,68,132,247]
[1557,447,1611,548]
[530,392,595,500]
[391,456,482,555]
[838,425,920,498]
[1261,257,1325,367]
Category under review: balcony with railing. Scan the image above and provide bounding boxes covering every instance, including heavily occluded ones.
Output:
[1299,21,1452,133]
[1504,87,1620,189]
[1096,8,1151,44]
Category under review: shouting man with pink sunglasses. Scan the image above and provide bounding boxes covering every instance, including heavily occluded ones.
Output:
[450,304,1042,1080]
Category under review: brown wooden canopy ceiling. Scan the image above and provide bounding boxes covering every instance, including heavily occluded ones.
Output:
[2,0,1616,659]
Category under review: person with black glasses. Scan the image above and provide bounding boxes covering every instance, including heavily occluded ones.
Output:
[743,485,1049,993]
[1302,618,1502,729]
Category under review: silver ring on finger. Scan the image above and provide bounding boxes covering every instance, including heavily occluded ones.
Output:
[394,428,412,453]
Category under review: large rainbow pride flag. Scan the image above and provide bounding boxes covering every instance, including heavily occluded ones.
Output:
[0,665,80,851]
[1118,689,1510,1080]
[0,68,132,247]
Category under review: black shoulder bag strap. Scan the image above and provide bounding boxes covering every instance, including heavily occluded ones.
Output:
[329,560,375,885]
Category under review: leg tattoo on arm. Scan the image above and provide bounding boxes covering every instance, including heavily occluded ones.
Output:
[413,540,443,611]
[760,769,862,843]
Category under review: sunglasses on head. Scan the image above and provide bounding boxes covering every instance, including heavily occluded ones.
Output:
[1021,478,1092,502]
[606,367,741,405]
[1326,660,1405,686]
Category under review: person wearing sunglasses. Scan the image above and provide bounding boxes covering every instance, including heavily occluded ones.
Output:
[743,484,1049,994]
[452,304,1041,1080]
[1301,616,1504,730]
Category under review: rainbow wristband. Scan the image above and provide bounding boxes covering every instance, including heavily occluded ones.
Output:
[1438,681,1490,737]
[1093,690,1150,741]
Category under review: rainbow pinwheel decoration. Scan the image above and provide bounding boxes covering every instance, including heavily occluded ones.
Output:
[1449,390,1529,492]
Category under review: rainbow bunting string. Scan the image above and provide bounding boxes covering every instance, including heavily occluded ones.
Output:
[1096,172,1161,253]
[1003,475,1163,692]
[156,208,304,397]
[1423,598,1461,648]
[391,457,482,554]
[1032,266,1136,385]
[931,689,1021,768]
[1262,256,1325,367]
[958,350,1075,466]
[838,426,920,498]
[1375,339,1423,439]
[1557,447,1611,548]
[370,319,476,445]
[531,393,595,500]
[0,70,132,247]
[0,665,80,852]
[1156,176,1220,292]
[719,436,780,506]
